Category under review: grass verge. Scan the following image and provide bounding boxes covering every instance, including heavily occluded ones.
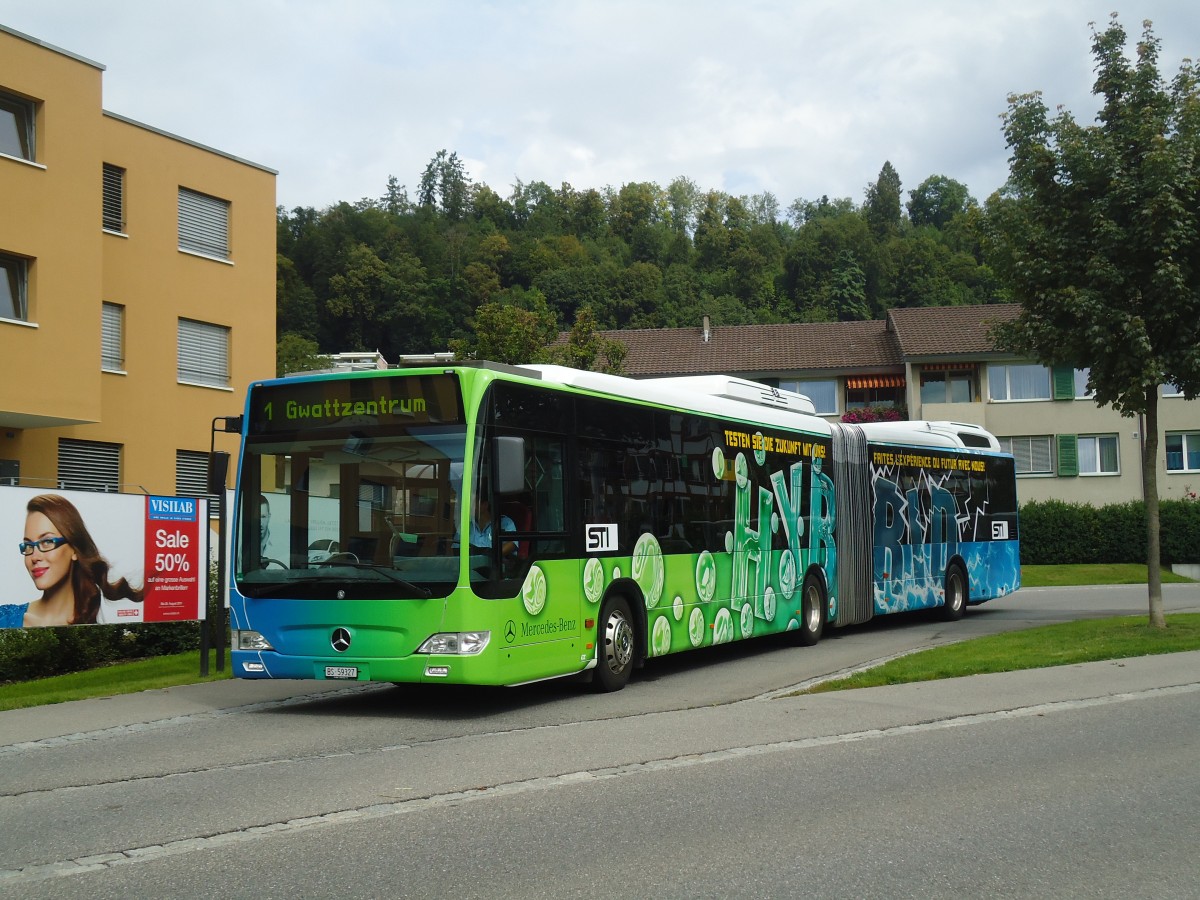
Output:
[1021,564,1195,587]
[0,651,231,712]
[802,613,1200,694]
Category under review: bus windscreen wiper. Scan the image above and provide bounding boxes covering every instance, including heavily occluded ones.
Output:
[310,561,432,597]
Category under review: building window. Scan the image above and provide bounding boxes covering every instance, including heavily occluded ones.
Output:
[845,375,905,410]
[57,439,121,492]
[178,318,230,387]
[0,90,36,161]
[1166,433,1200,473]
[997,435,1053,475]
[103,164,126,232]
[175,450,221,516]
[102,302,125,371]
[1073,368,1093,399]
[178,187,230,259]
[1163,382,1184,398]
[175,450,211,496]
[1047,365,1085,400]
[780,379,837,415]
[1077,434,1119,475]
[988,364,1051,401]
[920,367,974,404]
[0,251,28,321]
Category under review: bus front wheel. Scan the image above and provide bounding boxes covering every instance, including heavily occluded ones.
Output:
[941,562,967,621]
[594,595,635,692]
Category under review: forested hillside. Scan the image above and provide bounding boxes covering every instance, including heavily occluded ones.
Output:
[275,150,1008,373]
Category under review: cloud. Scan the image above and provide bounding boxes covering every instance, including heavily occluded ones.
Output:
[3,0,1198,210]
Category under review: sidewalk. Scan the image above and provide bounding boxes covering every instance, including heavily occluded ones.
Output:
[4,650,1198,748]
[0,676,361,746]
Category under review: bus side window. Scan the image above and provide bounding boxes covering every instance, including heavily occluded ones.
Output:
[578,441,627,547]
[483,430,569,568]
[527,437,561,525]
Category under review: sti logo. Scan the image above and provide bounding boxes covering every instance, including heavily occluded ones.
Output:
[991,521,1010,540]
[586,524,618,552]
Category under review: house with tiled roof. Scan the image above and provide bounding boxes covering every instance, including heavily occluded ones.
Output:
[615,318,904,377]
[577,304,1198,506]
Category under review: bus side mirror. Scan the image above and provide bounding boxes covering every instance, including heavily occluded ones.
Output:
[494,437,525,495]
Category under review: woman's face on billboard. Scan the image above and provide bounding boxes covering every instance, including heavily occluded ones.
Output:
[23,510,77,593]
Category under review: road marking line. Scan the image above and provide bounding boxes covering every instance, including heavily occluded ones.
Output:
[2,681,1196,886]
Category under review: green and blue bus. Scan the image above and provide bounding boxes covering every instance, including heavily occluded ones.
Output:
[229,362,1020,691]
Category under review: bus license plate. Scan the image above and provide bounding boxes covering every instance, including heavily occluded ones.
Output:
[325,666,358,679]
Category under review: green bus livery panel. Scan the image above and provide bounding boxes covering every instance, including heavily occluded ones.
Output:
[228,365,1020,690]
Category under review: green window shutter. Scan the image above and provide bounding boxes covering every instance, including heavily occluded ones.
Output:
[1057,434,1079,476]
[1052,366,1076,400]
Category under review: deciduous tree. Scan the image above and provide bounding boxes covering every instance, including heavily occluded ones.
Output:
[449,291,558,365]
[276,333,330,377]
[549,306,627,373]
[907,175,974,230]
[986,15,1200,627]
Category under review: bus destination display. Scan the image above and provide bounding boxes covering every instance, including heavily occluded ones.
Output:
[247,374,463,434]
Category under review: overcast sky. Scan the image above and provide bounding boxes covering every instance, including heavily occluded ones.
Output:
[5,1,1199,214]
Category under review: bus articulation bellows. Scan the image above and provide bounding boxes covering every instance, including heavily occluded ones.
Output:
[228,362,1019,691]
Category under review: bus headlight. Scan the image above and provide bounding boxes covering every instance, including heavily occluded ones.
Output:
[234,630,274,651]
[417,631,490,655]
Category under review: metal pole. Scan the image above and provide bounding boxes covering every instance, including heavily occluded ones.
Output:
[215,478,228,672]
[205,415,242,677]
[201,426,217,678]
[199,575,211,677]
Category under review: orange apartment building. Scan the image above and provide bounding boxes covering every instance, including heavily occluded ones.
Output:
[0,25,276,497]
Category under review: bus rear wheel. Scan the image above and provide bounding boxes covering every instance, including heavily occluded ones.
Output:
[792,573,826,646]
[594,595,635,692]
[941,562,967,621]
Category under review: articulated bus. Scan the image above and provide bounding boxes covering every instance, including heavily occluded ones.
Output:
[228,362,1020,691]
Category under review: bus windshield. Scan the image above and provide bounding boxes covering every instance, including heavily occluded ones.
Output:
[234,373,466,600]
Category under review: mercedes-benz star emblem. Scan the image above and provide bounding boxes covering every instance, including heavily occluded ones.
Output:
[331,628,352,652]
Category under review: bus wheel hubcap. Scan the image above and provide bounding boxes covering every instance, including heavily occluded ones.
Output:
[605,611,633,672]
[806,586,821,632]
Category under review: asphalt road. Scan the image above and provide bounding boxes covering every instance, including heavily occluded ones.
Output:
[1,583,1198,898]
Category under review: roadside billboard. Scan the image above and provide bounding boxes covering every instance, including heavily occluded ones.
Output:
[0,487,208,629]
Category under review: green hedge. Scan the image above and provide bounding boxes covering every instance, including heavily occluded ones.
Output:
[1019,499,1200,566]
